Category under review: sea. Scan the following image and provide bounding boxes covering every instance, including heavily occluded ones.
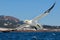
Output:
[0,32,60,40]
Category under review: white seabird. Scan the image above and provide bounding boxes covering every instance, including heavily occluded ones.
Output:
[0,2,55,31]
[16,2,56,30]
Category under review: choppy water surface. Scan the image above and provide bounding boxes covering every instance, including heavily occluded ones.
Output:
[0,32,60,40]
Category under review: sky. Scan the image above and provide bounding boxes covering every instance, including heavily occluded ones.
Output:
[0,0,60,26]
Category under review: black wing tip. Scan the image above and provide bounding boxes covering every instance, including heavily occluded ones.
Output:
[53,2,56,6]
[44,2,56,13]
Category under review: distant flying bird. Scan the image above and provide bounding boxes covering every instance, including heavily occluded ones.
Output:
[0,2,55,31]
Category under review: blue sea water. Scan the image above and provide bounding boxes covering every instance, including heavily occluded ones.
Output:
[0,32,60,40]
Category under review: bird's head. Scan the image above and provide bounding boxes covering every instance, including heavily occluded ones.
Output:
[24,20,32,24]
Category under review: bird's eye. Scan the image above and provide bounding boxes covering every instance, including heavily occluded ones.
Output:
[26,21,28,22]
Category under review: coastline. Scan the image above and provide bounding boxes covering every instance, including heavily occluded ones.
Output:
[0,28,60,32]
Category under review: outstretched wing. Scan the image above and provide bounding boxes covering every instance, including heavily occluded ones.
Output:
[32,2,55,22]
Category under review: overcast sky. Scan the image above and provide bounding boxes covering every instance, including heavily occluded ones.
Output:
[0,0,60,26]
